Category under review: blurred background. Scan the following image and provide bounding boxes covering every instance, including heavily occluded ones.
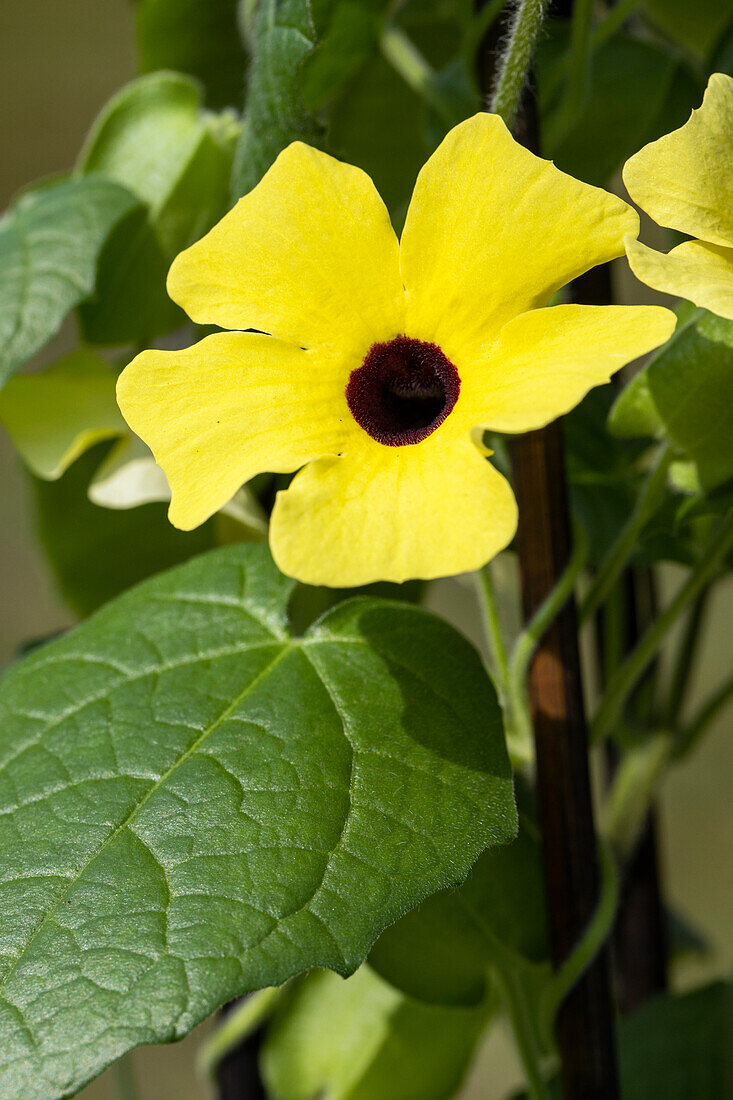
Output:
[1,2,731,1097]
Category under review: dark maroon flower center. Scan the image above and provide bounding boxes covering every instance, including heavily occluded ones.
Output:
[345,335,460,446]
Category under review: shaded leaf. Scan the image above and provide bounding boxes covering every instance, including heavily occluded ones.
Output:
[136,0,248,109]
[642,0,732,58]
[301,0,389,110]
[261,967,489,1100]
[0,349,125,479]
[32,445,215,616]
[538,29,701,186]
[0,544,514,1097]
[232,0,325,197]
[77,72,237,343]
[609,309,733,491]
[0,179,137,387]
[369,811,547,1006]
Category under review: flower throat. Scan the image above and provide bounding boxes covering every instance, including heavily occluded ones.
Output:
[346,335,460,446]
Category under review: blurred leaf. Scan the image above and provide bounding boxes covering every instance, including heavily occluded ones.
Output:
[642,0,733,58]
[0,349,126,479]
[32,445,214,616]
[0,178,137,387]
[0,544,514,1097]
[232,0,325,197]
[301,0,390,110]
[136,0,248,109]
[565,387,646,566]
[515,984,733,1100]
[261,967,489,1100]
[77,205,182,344]
[328,54,427,223]
[369,811,547,1006]
[619,983,733,1099]
[538,29,701,186]
[78,72,238,343]
[87,433,267,540]
[609,309,733,492]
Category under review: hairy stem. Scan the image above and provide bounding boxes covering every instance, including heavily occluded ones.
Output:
[490,0,549,126]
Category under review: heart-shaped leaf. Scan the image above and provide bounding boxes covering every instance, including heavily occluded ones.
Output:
[0,544,514,1098]
[0,178,137,387]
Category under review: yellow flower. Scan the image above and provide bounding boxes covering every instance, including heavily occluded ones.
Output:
[623,73,733,320]
[117,113,673,587]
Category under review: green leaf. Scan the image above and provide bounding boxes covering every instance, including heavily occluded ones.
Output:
[261,967,489,1100]
[0,544,515,1098]
[231,0,325,197]
[300,0,388,110]
[136,0,248,109]
[328,54,427,223]
[564,387,647,566]
[609,309,733,492]
[642,0,732,58]
[0,349,126,479]
[618,983,733,1099]
[538,29,701,186]
[0,178,137,387]
[369,809,547,1006]
[32,445,215,616]
[77,72,238,343]
[515,983,733,1100]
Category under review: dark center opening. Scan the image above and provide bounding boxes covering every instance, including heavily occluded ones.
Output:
[346,335,460,446]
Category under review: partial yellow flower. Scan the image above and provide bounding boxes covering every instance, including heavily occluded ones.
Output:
[117,113,674,587]
[623,73,733,319]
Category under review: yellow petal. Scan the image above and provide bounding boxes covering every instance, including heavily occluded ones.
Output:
[117,331,357,530]
[399,113,638,359]
[625,236,733,321]
[167,142,404,358]
[270,435,518,586]
[623,73,733,247]
[459,303,676,434]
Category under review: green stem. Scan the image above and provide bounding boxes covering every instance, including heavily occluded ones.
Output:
[380,25,454,122]
[675,673,733,760]
[490,0,549,127]
[197,987,283,1081]
[476,563,511,694]
[580,446,672,626]
[663,587,710,726]
[591,509,733,744]
[493,959,553,1100]
[505,523,588,763]
[542,840,620,1026]
[602,732,672,860]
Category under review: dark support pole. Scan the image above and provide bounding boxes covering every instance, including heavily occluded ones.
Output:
[511,429,620,1099]
[215,1004,267,1100]
[475,3,620,1094]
